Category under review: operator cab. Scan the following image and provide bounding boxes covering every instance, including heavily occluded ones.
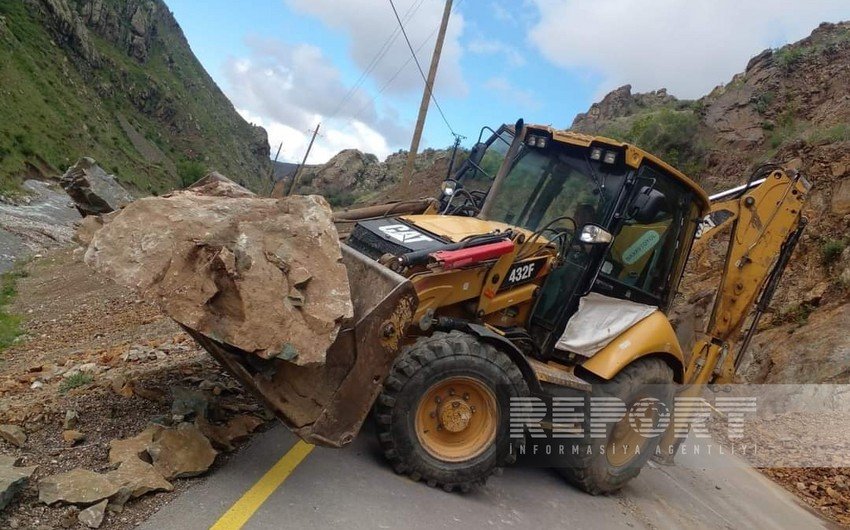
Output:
[478,124,706,360]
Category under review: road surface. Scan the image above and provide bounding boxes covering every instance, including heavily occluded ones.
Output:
[142,422,825,530]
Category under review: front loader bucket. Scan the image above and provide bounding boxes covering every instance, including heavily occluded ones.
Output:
[186,244,418,447]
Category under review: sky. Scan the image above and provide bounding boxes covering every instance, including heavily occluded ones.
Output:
[166,0,849,164]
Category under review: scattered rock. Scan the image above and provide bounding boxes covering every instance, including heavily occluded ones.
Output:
[0,424,27,447]
[38,468,121,505]
[832,180,850,215]
[108,425,161,465]
[63,410,79,430]
[62,430,86,445]
[106,457,172,498]
[148,424,217,479]
[197,414,264,451]
[78,499,107,529]
[0,461,37,510]
[170,387,208,421]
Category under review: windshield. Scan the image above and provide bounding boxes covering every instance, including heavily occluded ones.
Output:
[480,142,628,232]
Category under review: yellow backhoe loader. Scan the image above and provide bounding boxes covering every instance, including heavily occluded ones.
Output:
[190,120,809,494]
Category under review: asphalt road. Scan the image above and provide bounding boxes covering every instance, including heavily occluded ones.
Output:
[142,422,825,530]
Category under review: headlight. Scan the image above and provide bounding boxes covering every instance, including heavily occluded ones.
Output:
[578,224,613,244]
[526,135,538,147]
[589,147,603,160]
[536,136,548,148]
[603,150,617,164]
[440,180,456,196]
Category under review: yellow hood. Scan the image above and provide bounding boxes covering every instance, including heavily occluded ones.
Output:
[399,215,535,243]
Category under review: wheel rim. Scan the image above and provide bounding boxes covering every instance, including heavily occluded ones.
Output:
[415,376,499,463]
[605,396,661,468]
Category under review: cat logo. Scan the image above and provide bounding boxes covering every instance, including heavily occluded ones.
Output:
[378,224,434,244]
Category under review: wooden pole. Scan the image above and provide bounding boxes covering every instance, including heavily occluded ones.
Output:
[401,0,453,193]
[268,141,283,196]
[288,123,321,196]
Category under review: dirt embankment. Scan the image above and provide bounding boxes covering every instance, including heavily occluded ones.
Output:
[0,249,269,529]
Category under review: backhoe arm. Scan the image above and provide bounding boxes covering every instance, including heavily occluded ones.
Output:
[684,168,811,385]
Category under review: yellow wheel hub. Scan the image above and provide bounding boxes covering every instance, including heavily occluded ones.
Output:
[415,376,499,462]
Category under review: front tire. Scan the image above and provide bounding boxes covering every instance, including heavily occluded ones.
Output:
[558,357,674,495]
[374,331,529,492]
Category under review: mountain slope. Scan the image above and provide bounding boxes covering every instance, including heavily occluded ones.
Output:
[571,22,850,384]
[0,0,271,194]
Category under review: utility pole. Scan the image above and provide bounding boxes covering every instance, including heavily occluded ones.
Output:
[288,123,321,196]
[268,141,283,196]
[401,0,453,193]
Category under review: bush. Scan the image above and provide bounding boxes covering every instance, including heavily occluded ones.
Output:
[59,372,93,394]
[774,46,805,71]
[177,160,206,188]
[603,109,705,175]
[821,238,846,265]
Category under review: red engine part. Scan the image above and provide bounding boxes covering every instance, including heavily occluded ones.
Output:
[430,239,515,270]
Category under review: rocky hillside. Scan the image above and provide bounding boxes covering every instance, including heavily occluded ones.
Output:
[273,147,461,207]
[0,0,271,195]
[572,22,850,383]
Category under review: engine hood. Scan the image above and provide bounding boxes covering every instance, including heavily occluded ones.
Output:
[399,215,532,243]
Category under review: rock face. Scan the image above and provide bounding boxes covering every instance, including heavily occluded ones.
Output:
[148,424,217,480]
[82,173,352,365]
[38,468,120,505]
[60,157,135,216]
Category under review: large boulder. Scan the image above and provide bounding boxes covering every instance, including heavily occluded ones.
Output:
[81,172,352,365]
[0,458,36,510]
[60,157,135,216]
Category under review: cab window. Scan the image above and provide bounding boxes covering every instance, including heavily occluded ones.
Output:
[601,163,696,302]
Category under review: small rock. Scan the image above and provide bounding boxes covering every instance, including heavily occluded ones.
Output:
[78,499,107,529]
[39,468,120,505]
[107,457,173,497]
[108,425,162,465]
[64,410,79,430]
[30,381,44,390]
[134,385,167,403]
[148,424,217,479]
[170,387,208,420]
[0,424,27,447]
[62,430,85,445]
[0,461,37,510]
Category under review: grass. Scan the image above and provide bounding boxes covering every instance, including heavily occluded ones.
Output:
[0,269,26,350]
[0,1,268,193]
[821,238,846,265]
[772,302,814,326]
[59,372,94,394]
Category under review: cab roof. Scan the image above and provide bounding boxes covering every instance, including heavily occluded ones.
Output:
[526,124,711,212]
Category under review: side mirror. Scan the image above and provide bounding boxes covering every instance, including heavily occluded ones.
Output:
[629,186,667,223]
[578,224,613,244]
[468,142,487,167]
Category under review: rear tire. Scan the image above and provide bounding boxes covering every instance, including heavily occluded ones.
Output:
[375,331,529,492]
[558,357,673,495]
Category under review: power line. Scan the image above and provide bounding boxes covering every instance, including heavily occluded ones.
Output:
[327,0,426,121]
[387,0,456,136]
[349,0,464,124]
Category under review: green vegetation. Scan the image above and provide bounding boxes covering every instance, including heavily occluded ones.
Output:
[0,1,268,194]
[177,160,206,188]
[772,301,814,326]
[767,110,800,149]
[807,123,850,144]
[601,109,705,176]
[821,238,846,265]
[59,372,94,394]
[772,27,850,72]
[0,269,26,350]
[753,91,775,115]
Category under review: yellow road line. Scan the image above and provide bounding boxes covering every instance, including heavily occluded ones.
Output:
[210,440,314,530]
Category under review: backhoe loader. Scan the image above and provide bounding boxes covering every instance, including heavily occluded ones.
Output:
[190,120,809,494]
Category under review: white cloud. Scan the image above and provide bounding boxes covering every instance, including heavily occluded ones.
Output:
[238,109,392,165]
[225,39,402,164]
[528,0,849,98]
[284,0,467,99]
[484,76,541,110]
[467,37,526,67]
